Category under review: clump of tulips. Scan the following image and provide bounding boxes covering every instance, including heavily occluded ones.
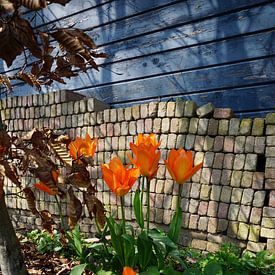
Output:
[100,133,202,274]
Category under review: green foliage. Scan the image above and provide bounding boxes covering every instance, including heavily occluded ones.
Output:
[27,229,63,254]
[168,206,183,243]
[133,189,144,229]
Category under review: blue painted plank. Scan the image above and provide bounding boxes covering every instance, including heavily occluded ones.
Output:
[3,2,275,75]
[110,84,275,115]
[3,30,275,96]
[76,57,275,103]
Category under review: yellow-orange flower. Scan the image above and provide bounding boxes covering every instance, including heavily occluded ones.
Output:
[129,134,160,180]
[122,266,136,275]
[164,148,203,184]
[101,157,140,196]
[34,169,59,196]
[69,134,97,161]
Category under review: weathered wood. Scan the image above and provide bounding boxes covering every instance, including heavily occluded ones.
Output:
[3,3,275,75]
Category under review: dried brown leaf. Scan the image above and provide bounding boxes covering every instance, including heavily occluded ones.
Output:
[0,160,21,187]
[40,210,54,233]
[23,187,38,215]
[67,187,82,229]
[19,0,47,10]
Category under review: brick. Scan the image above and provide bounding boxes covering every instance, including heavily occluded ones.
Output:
[229,118,240,136]
[260,228,275,238]
[207,242,220,252]
[238,223,249,240]
[238,205,251,222]
[198,217,209,231]
[262,217,275,228]
[252,172,264,189]
[208,201,218,217]
[267,136,275,146]
[213,153,224,169]
[250,208,262,225]
[266,113,275,124]
[244,154,257,171]
[241,171,253,188]
[204,152,214,167]
[269,190,275,207]
[239,119,252,135]
[266,147,275,157]
[176,135,186,148]
[194,136,205,152]
[267,239,275,251]
[234,136,246,153]
[218,203,229,219]
[266,168,275,178]
[213,136,224,152]
[208,217,218,233]
[220,186,232,203]
[200,185,211,200]
[208,119,218,136]
[201,168,211,184]
[228,204,239,220]
[263,207,275,217]
[227,221,239,238]
[197,102,214,118]
[178,118,189,133]
[210,169,221,185]
[161,118,170,133]
[265,179,275,189]
[189,214,199,229]
[253,191,266,207]
[247,241,266,252]
[218,119,229,135]
[153,118,161,133]
[170,118,179,133]
[144,118,153,133]
[198,119,208,135]
[184,101,197,117]
[254,137,265,154]
[175,100,185,117]
[244,136,254,153]
[230,171,242,187]
[266,157,275,168]
[220,170,231,186]
[231,188,243,204]
[191,239,207,250]
[251,118,265,136]
[140,104,148,118]
[241,189,254,205]
[188,118,198,134]
[213,108,234,119]
[148,102,158,117]
[210,185,221,201]
[166,101,175,117]
[223,136,234,152]
[185,134,195,150]
[198,201,208,215]
[110,109,117,123]
[223,154,234,169]
[189,199,199,213]
[132,105,140,120]
[233,154,245,170]
[203,136,214,151]
[157,102,166,117]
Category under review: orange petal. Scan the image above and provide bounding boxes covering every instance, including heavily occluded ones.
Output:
[34,182,56,196]
[123,266,136,275]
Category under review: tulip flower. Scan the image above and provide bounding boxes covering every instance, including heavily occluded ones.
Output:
[102,157,139,234]
[34,169,59,196]
[129,133,161,231]
[69,134,97,161]
[122,266,136,275]
[129,133,160,180]
[164,148,203,184]
[101,157,140,197]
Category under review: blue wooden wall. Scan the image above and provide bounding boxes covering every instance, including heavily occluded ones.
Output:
[1,0,275,117]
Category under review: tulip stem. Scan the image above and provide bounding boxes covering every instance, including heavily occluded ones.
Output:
[54,195,66,230]
[120,196,126,234]
[177,184,183,210]
[141,176,145,206]
[146,177,151,232]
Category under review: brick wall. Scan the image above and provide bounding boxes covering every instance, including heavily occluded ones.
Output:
[1,91,275,253]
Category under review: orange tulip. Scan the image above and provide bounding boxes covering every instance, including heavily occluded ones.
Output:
[101,157,140,196]
[34,169,59,196]
[164,148,203,184]
[69,134,97,161]
[122,266,136,275]
[129,134,160,180]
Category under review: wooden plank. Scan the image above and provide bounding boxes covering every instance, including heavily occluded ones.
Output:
[111,84,275,114]
[73,57,275,104]
[3,2,275,75]
[37,31,275,90]
[4,31,275,96]
[32,0,179,30]
[86,0,273,47]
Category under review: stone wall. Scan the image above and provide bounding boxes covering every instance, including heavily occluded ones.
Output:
[1,91,275,253]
